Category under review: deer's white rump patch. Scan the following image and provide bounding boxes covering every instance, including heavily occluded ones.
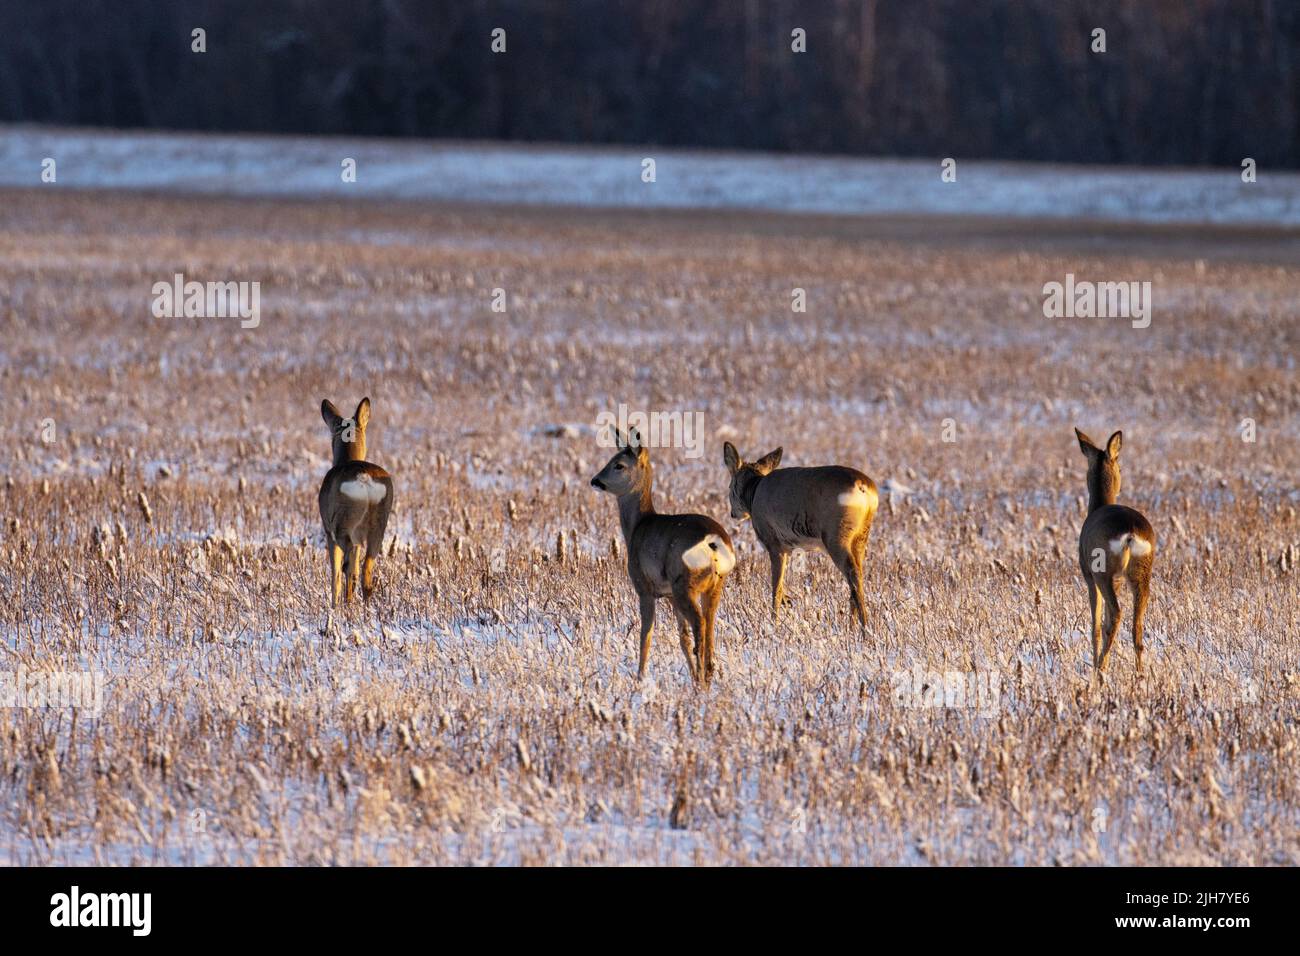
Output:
[683,534,735,574]
[1109,533,1151,557]
[340,475,387,504]
[838,483,877,509]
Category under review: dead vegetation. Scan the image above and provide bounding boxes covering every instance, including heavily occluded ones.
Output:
[0,188,1297,864]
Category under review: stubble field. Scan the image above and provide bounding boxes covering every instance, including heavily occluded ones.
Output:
[1,187,1297,864]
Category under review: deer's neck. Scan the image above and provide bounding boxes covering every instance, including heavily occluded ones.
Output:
[334,439,366,467]
[1086,471,1115,513]
[737,470,764,513]
[616,482,655,542]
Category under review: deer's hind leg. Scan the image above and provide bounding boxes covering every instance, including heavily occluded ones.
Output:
[1128,562,1151,673]
[361,553,379,602]
[827,539,866,632]
[328,538,345,608]
[670,583,706,686]
[343,541,364,604]
[362,513,388,601]
[1096,576,1122,674]
[1087,577,1103,672]
[697,577,724,684]
[850,522,872,632]
[672,605,698,682]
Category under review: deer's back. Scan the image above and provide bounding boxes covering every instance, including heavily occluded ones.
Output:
[752,465,876,548]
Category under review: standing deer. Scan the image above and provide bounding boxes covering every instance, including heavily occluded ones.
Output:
[1074,428,1155,676]
[319,397,394,608]
[591,429,734,684]
[723,442,878,632]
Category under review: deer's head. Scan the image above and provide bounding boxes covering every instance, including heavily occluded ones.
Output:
[591,428,650,497]
[722,442,782,520]
[1075,427,1123,507]
[322,397,371,465]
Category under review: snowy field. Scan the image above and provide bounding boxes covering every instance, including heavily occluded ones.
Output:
[0,131,1297,865]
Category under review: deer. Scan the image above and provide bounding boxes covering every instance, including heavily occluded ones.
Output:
[591,429,735,685]
[319,397,394,609]
[1074,428,1155,677]
[723,442,878,632]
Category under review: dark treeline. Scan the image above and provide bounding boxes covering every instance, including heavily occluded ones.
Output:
[1,0,1296,167]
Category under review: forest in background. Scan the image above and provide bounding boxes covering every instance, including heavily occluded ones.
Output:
[1,0,1295,167]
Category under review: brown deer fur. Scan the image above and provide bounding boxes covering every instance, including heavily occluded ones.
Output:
[319,397,394,607]
[591,430,734,684]
[724,442,878,632]
[1075,427,1155,675]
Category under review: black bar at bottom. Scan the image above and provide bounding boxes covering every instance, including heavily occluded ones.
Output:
[0,865,1277,943]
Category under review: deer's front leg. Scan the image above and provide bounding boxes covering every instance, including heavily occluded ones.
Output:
[636,594,656,680]
[768,548,789,622]
[672,606,698,682]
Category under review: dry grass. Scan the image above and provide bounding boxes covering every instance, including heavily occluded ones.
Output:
[0,189,1297,865]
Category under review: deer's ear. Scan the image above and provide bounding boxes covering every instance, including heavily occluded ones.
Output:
[629,428,649,463]
[322,399,343,427]
[1105,430,1122,460]
[354,397,371,431]
[1074,427,1099,457]
[754,447,783,474]
[723,442,742,474]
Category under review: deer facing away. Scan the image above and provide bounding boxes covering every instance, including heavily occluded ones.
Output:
[1075,428,1155,675]
[591,430,734,684]
[319,397,394,607]
[723,442,878,631]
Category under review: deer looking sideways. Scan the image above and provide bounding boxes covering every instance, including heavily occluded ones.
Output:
[723,443,878,632]
[319,397,394,608]
[1075,428,1155,677]
[591,429,735,684]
